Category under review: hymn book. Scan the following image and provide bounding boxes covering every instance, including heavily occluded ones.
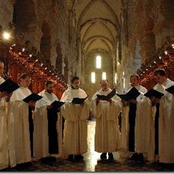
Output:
[51,100,65,109]
[116,87,140,101]
[23,93,43,103]
[165,85,174,94]
[72,96,88,104]
[144,89,164,99]
[96,89,116,100]
[0,78,20,93]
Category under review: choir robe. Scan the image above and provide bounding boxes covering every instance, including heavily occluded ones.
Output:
[0,77,9,170]
[33,90,59,159]
[60,87,89,155]
[148,78,174,163]
[135,94,152,154]
[120,85,151,153]
[91,88,122,153]
[10,87,32,165]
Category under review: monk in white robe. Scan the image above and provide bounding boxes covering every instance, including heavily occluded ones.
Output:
[34,80,59,160]
[0,61,10,170]
[121,74,151,161]
[148,69,174,163]
[60,76,89,161]
[91,80,122,161]
[10,73,35,166]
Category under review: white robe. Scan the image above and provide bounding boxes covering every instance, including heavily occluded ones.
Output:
[0,77,9,170]
[135,93,152,154]
[91,88,122,152]
[60,87,89,155]
[120,85,152,154]
[150,78,174,163]
[33,90,58,160]
[10,87,32,164]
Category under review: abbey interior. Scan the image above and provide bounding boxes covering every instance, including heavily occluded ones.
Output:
[0,0,174,172]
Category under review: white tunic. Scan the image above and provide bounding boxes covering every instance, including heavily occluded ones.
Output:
[60,87,89,155]
[0,77,9,170]
[10,87,32,164]
[33,90,58,160]
[120,85,152,154]
[149,78,174,163]
[91,88,122,152]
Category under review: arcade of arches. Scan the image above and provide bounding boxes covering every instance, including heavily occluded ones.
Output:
[0,0,174,172]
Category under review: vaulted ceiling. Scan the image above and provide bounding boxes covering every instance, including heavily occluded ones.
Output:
[73,0,123,55]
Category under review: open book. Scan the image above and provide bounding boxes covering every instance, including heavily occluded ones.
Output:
[51,100,65,109]
[0,78,20,93]
[165,85,174,94]
[144,89,164,99]
[96,89,116,100]
[23,93,43,103]
[116,87,140,101]
[72,96,88,104]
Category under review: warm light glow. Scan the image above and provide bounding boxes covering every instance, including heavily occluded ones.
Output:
[91,72,96,83]
[96,55,101,69]
[115,73,117,84]
[117,61,120,66]
[3,32,11,40]
[102,72,106,80]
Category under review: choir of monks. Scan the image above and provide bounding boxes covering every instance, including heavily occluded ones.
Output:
[1,59,174,170]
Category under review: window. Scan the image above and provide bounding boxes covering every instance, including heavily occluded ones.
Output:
[96,55,101,69]
[102,72,106,80]
[91,72,96,83]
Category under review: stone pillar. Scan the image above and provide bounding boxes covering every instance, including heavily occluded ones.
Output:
[77,36,82,79]
[81,52,85,86]
[22,24,43,51]
[139,18,156,63]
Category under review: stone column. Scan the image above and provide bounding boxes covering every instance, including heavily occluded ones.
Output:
[22,24,43,51]
[77,36,82,79]
[139,18,156,63]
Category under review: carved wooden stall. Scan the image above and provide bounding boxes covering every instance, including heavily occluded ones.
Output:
[0,28,67,99]
[137,36,174,90]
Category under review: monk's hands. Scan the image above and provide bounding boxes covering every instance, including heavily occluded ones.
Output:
[106,98,112,104]
[129,99,137,104]
[96,98,100,105]
[28,100,36,107]
[0,91,12,101]
[150,96,160,105]
[47,104,53,109]
[0,91,10,98]
[121,99,129,106]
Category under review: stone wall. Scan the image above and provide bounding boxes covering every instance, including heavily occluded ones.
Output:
[0,0,77,84]
[116,0,174,92]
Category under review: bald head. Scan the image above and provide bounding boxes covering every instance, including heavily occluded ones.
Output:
[100,79,109,91]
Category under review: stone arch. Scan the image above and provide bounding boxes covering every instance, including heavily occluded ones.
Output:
[13,0,36,32]
[40,21,51,63]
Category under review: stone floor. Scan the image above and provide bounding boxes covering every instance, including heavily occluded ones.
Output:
[2,121,174,172]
